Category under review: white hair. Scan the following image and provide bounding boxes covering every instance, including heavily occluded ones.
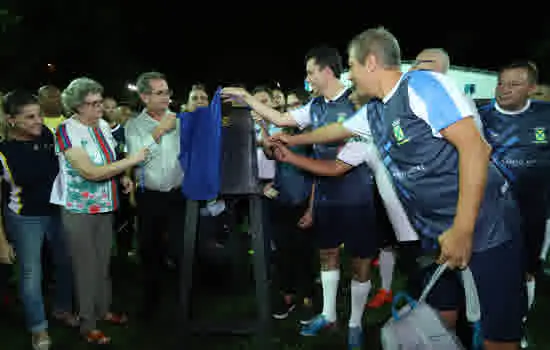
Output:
[61,77,103,113]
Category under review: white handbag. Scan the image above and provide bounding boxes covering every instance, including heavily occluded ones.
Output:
[381,263,482,350]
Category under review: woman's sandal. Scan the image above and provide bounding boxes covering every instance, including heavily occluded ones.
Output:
[83,330,111,345]
[103,312,128,326]
[32,336,51,350]
[51,311,79,328]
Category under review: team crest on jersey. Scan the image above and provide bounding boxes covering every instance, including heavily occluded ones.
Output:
[533,127,547,144]
[391,119,409,145]
[337,113,347,123]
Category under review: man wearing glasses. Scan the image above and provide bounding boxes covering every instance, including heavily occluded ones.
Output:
[125,72,185,320]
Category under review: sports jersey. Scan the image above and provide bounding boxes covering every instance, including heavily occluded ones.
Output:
[344,70,514,252]
[290,88,374,205]
[479,100,550,188]
[50,117,119,214]
[272,129,313,205]
[0,126,59,216]
[337,104,418,242]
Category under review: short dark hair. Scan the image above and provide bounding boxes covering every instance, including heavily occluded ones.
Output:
[305,46,343,78]
[191,83,206,92]
[3,90,39,116]
[286,88,309,104]
[136,72,166,94]
[252,85,272,96]
[498,61,538,85]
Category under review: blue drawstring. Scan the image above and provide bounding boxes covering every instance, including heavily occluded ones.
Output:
[472,321,483,350]
[391,292,417,321]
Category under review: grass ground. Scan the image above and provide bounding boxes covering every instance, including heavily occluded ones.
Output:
[1,255,550,350]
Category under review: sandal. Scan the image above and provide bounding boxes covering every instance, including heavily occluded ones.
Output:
[32,336,51,350]
[52,311,79,327]
[83,330,111,345]
[103,312,128,326]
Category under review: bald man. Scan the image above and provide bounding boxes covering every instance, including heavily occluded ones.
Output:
[410,48,450,73]
[409,48,485,133]
[38,85,65,132]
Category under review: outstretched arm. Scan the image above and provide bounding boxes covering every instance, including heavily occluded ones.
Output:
[273,143,353,177]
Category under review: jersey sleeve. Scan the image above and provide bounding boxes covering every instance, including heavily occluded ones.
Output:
[337,141,369,167]
[288,101,312,129]
[55,124,73,153]
[408,71,478,134]
[342,104,373,140]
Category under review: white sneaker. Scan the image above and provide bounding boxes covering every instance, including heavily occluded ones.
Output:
[32,337,51,350]
[520,336,528,349]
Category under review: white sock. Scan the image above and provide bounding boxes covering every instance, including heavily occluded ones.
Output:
[527,280,536,312]
[320,270,340,322]
[379,248,395,291]
[349,280,372,328]
[540,219,550,260]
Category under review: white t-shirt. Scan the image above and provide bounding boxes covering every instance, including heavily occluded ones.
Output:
[50,117,120,214]
[255,122,280,180]
[340,106,419,242]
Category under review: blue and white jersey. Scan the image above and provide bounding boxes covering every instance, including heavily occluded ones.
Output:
[344,70,516,252]
[479,99,550,191]
[289,88,374,205]
[337,103,419,242]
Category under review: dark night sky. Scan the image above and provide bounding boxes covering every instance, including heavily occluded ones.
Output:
[2,2,550,101]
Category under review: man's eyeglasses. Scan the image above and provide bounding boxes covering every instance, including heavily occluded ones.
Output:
[412,59,435,67]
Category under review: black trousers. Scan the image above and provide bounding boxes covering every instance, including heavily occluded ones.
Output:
[269,199,316,298]
[136,189,186,305]
[514,182,548,277]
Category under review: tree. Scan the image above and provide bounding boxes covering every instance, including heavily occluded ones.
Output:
[0,9,22,33]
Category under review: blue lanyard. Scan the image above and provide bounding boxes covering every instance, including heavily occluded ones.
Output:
[139,163,145,193]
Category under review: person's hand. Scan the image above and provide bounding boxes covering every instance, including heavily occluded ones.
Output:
[120,176,134,195]
[221,87,250,104]
[0,241,15,264]
[158,113,177,135]
[269,133,295,147]
[298,207,313,229]
[130,147,149,164]
[272,143,294,162]
[437,226,473,269]
[251,110,263,123]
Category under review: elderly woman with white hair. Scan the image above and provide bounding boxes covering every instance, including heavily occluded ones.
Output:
[50,77,148,345]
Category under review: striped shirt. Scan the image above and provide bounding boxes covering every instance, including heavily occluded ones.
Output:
[50,117,119,214]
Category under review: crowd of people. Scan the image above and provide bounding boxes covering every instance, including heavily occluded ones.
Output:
[0,26,550,350]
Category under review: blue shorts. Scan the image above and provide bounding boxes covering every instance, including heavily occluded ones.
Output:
[419,236,526,342]
[313,202,378,259]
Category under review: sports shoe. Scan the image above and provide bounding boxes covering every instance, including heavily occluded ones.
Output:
[366,289,392,308]
[298,298,316,325]
[348,326,363,350]
[272,295,296,320]
[300,314,336,336]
